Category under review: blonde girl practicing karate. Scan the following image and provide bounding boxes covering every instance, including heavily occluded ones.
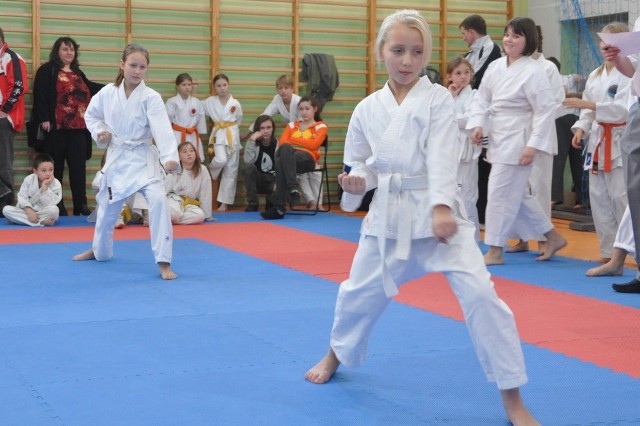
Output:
[468,17,567,266]
[165,141,213,225]
[166,72,208,161]
[73,43,180,280]
[305,10,540,425]
[566,21,631,263]
[203,73,243,212]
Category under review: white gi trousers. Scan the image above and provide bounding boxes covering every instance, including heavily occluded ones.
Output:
[2,205,59,227]
[209,144,239,205]
[614,205,635,256]
[485,163,553,247]
[92,180,173,264]
[457,160,480,240]
[167,197,206,225]
[330,222,528,390]
[589,167,628,258]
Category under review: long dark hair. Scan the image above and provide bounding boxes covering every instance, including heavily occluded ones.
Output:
[49,36,81,71]
[299,95,322,122]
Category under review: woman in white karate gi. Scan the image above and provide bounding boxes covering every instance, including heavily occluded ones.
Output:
[166,72,208,160]
[73,43,180,280]
[468,17,567,266]
[566,21,631,262]
[165,141,213,225]
[305,10,539,425]
[203,73,243,212]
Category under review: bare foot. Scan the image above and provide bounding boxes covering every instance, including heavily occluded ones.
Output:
[536,241,546,255]
[484,247,505,265]
[501,388,540,426]
[305,348,340,384]
[536,232,567,261]
[217,203,228,212]
[586,262,624,277]
[73,249,96,261]
[306,200,317,210]
[506,240,529,253]
[159,262,177,280]
[41,217,56,226]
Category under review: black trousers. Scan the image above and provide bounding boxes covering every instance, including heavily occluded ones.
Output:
[552,113,584,205]
[43,128,88,214]
[273,144,315,210]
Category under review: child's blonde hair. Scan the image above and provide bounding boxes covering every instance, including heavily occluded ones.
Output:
[115,43,150,86]
[596,21,629,77]
[275,74,294,88]
[375,9,432,66]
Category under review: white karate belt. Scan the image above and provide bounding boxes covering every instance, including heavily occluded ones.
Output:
[376,172,429,298]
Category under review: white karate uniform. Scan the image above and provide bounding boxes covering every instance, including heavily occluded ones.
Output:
[453,84,481,239]
[84,81,179,263]
[507,55,566,241]
[248,93,301,131]
[165,163,212,224]
[614,206,635,256]
[165,94,208,160]
[467,56,557,247]
[2,173,61,226]
[203,95,242,205]
[335,77,527,390]
[571,66,630,258]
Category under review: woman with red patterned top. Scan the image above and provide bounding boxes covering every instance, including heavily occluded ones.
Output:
[261,95,328,219]
[32,36,103,216]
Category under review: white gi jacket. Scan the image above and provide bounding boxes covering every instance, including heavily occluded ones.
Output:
[467,56,557,164]
[16,173,62,211]
[165,94,208,159]
[84,81,179,204]
[249,93,301,131]
[342,77,462,256]
[454,85,481,163]
[203,95,243,149]
[571,66,631,171]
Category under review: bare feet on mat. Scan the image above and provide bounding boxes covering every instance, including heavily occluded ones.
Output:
[217,203,228,212]
[41,217,56,226]
[586,262,624,277]
[72,249,95,261]
[159,262,177,280]
[501,388,540,426]
[536,232,567,261]
[305,348,340,384]
[505,240,529,253]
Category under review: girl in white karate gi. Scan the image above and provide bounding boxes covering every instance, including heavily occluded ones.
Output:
[305,10,539,425]
[566,22,631,262]
[203,73,243,212]
[165,141,213,225]
[166,73,208,160]
[468,17,567,266]
[73,43,180,280]
[446,56,481,240]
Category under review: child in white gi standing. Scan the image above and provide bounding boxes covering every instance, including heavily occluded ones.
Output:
[446,56,481,239]
[468,17,567,266]
[305,10,539,425]
[72,43,180,280]
[165,141,213,224]
[203,73,243,212]
[166,72,208,160]
[566,22,630,263]
[2,153,61,226]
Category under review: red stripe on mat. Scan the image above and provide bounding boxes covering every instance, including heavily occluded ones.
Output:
[3,222,640,378]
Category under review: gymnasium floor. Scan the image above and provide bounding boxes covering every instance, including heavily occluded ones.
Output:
[1,211,639,425]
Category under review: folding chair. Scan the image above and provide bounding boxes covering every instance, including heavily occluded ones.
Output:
[287,137,331,215]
